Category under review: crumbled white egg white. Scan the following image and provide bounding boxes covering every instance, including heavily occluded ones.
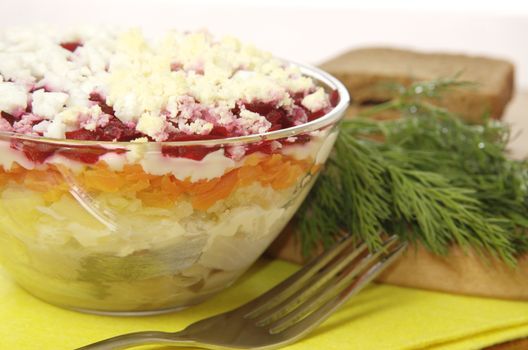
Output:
[31,89,69,119]
[0,82,27,114]
[57,106,87,126]
[44,115,67,138]
[136,112,167,140]
[238,109,271,135]
[301,88,329,112]
[178,119,214,135]
[78,105,106,131]
[0,27,326,140]
[32,120,50,134]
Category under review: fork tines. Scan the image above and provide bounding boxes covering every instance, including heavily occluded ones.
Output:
[244,234,406,336]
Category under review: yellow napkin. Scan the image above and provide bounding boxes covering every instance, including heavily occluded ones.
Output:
[1,259,528,350]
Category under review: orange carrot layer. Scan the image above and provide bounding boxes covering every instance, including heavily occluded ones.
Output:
[0,153,316,211]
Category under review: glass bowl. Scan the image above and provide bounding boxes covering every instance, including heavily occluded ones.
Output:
[0,63,349,315]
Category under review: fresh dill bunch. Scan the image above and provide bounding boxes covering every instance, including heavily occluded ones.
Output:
[296,78,528,265]
[297,132,391,254]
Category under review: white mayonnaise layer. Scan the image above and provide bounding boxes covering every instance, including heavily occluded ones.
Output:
[0,127,335,181]
[140,147,235,182]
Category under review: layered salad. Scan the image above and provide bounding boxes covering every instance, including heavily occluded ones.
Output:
[0,27,342,313]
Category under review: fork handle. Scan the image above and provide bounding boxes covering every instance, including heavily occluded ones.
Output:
[75,330,195,350]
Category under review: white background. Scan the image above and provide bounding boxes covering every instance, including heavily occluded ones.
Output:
[1,0,527,87]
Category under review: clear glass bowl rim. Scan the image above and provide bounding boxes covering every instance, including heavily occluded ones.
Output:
[0,61,350,148]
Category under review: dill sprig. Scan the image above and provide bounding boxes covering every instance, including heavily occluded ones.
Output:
[296,78,528,265]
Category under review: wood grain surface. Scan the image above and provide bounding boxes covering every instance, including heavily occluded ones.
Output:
[485,337,528,350]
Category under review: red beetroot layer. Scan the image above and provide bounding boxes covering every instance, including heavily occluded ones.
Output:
[3,90,339,164]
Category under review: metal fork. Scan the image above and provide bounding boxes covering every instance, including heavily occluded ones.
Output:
[76,234,406,350]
